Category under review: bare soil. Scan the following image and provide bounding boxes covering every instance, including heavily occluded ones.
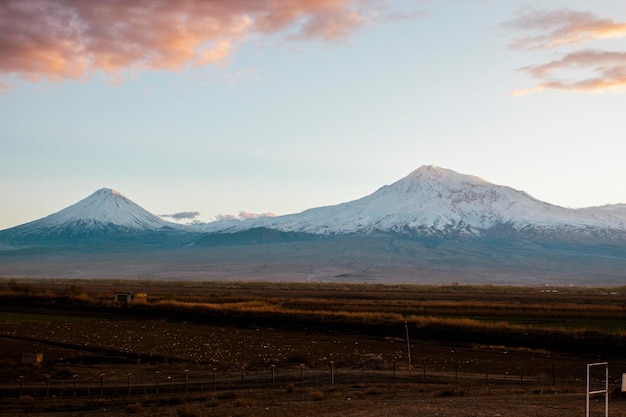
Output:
[1,281,626,416]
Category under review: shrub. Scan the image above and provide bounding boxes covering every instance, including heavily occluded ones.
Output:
[234,397,252,407]
[286,351,310,365]
[217,391,236,400]
[434,389,465,397]
[176,405,201,417]
[125,402,142,414]
[311,390,324,401]
[205,396,220,408]
[158,397,183,405]
[18,395,34,404]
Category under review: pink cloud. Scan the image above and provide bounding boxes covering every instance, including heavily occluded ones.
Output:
[214,211,276,221]
[215,214,237,221]
[505,8,626,95]
[0,0,384,89]
[520,50,626,79]
[513,50,626,95]
[505,8,626,50]
[239,211,276,219]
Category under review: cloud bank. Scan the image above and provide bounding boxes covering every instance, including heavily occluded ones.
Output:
[160,211,201,221]
[506,9,626,50]
[0,0,383,90]
[507,8,626,95]
[215,211,277,221]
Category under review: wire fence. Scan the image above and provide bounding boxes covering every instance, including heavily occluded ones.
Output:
[2,358,617,399]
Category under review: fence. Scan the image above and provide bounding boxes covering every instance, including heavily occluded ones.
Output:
[1,358,616,399]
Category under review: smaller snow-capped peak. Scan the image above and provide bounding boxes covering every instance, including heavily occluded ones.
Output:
[34,188,179,231]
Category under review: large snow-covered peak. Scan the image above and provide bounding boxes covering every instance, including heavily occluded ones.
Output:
[200,165,622,238]
[34,188,178,231]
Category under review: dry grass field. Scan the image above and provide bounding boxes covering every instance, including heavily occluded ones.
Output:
[2,279,626,416]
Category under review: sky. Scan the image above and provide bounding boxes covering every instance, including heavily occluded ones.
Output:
[1,0,626,229]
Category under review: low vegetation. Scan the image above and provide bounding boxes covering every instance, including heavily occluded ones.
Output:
[2,278,626,356]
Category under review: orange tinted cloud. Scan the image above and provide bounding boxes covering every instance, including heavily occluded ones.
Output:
[506,8,626,95]
[239,211,276,219]
[513,50,626,95]
[0,0,381,88]
[214,211,276,221]
[506,8,626,49]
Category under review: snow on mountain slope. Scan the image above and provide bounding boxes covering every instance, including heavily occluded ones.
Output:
[575,204,626,228]
[198,165,626,237]
[3,188,181,237]
[46,188,179,230]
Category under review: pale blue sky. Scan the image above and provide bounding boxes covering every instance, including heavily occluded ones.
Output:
[1,0,625,229]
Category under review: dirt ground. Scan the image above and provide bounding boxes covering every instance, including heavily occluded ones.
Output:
[3,383,626,417]
[1,317,626,416]
[2,280,626,416]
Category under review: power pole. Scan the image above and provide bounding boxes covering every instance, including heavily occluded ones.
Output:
[405,321,412,376]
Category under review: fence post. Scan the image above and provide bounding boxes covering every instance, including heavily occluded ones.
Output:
[300,364,305,386]
[330,361,335,385]
[128,372,133,396]
[271,365,276,389]
[585,362,609,417]
[184,369,189,393]
[155,371,160,395]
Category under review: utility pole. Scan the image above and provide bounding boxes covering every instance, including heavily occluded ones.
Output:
[405,321,412,376]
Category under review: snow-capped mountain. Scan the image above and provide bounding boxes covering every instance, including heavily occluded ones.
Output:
[0,188,184,243]
[197,165,626,240]
[49,188,180,230]
[2,166,626,247]
[2,167,626,284]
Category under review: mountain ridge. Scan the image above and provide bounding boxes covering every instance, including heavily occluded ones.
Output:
[2,166,626,242]
[1,166,625,284]
[195,165,626,240]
